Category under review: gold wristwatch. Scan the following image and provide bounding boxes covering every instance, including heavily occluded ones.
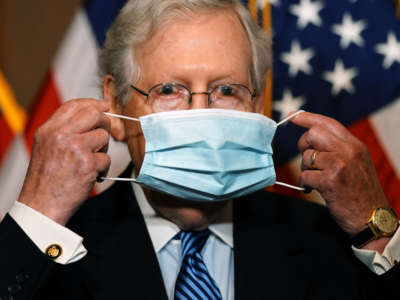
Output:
[350,207,399,248]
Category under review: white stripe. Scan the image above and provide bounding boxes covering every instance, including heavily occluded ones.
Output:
[369,98,400,177]
[53,9,100,102]
[0,136,30,218]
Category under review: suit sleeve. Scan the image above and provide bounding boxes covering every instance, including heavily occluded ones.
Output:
[8,201,87,264]
[0,214,56,299]
[361,262,400,298]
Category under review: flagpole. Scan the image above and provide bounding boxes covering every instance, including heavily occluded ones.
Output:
[262,2,273,118]
[248,0,273,118]
[248,0,258,21]
[0,70,26,134]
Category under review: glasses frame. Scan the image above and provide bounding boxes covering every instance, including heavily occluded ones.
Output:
[130,82,257,106]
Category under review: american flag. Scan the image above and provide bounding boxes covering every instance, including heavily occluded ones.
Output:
[267,0,400,211]
[0,0,399,217]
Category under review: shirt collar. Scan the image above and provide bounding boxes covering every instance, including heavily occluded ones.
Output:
[132,183,233,252]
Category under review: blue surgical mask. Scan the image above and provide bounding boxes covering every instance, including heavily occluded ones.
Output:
[103,109,304,201]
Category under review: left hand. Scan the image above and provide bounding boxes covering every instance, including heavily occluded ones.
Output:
[290,111,388,236]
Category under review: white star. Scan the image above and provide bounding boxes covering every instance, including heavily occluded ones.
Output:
[289,0,324,29]
[323,60,358,96]
[332,13,366,49]
[274,89,305,120]
[375,31,400,69]
[281,40,315,77]
[258,0,280,8]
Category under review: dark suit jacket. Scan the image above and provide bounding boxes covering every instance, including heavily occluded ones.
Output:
[1,165,399,299]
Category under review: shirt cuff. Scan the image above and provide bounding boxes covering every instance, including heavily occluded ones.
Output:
[8,201,87,264]
[352,224,400,275]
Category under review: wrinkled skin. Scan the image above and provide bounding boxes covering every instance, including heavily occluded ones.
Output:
[291,112,390,252]
[18,100,111,225]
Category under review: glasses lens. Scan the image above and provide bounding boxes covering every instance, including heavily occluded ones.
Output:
[209,84,252,109]
[149,83,190,112]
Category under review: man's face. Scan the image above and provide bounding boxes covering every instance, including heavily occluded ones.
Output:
[105,8,265,229]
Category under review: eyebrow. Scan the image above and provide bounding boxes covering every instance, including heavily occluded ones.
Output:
[207,77,250,89]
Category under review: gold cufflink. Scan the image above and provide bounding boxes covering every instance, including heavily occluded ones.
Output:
[45,244,62,260]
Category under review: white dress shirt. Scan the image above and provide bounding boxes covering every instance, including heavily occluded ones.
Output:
[8,184,400,299]
[133,184,234,300]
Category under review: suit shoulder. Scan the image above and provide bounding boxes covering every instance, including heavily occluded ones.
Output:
[238,190,343,238]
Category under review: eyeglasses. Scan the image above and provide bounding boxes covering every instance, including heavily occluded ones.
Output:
[130,82,257,112]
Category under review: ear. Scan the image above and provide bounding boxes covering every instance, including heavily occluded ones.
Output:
[103,75,126,141]
[254,89,265,115]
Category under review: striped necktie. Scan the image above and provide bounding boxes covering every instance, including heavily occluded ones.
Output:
[174,230,223,300]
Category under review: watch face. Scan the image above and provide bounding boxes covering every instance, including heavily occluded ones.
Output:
[375,209,398,235]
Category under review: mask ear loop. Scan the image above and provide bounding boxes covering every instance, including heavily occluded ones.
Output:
[100,112,140,182]
[276,110,304,126]
[104,112,140,122]
[274,110,306,192]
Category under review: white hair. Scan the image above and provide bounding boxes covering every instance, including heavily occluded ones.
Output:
[98,0,272,103]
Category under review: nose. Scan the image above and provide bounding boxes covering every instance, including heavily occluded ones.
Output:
[190,92,209,109]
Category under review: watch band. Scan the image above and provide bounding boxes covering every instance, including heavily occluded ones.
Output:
[350,207,398,248]
[350,226,376,248]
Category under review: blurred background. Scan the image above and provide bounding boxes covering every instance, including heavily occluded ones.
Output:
[1,0,400,218]
[0,0,82,109]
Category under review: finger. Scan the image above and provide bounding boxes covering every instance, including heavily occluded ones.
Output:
[50,99,108,125]
[66,106,111,134]
[301,150,338,171]
[99,142,109,155]
[80,128,110,152]
[301,149,320,171]
[289,111,349,138]
[297,125,346,153]
[300,169,323,191]
[94,152,111,174]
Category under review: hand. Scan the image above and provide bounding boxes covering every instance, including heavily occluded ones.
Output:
[290,112,388,236]
[18,99,111,225]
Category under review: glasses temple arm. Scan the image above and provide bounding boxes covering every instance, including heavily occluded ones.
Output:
[130,85,149,97]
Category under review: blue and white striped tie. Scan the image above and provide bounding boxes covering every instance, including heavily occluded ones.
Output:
[174,230,223,300]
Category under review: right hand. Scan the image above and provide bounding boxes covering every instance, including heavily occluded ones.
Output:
[18,99,111,225]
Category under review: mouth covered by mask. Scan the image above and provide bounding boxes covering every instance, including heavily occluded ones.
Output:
[102,109,305,201]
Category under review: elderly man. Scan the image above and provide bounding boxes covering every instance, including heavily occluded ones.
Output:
[1,0,400,299]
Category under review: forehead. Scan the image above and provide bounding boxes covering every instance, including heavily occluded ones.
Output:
[135,8,252,84]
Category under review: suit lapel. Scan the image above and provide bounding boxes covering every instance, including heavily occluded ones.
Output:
[233,192,311,300]
[73,167,168,300]
[102,215,168,299]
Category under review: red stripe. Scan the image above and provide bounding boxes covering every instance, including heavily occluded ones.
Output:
[24,72,62,153]
[349,118,400,216]
[0,115,14,166]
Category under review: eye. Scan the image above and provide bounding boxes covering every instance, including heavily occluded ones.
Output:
[220,85,234,96]
[161,84,176,95]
